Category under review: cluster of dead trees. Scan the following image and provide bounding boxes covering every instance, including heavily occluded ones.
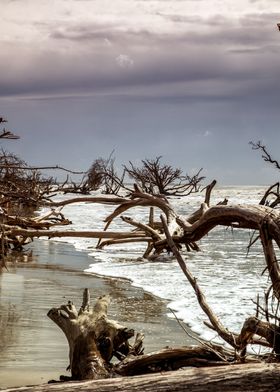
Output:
[0,116,206,264]
[0,118,59,214]
[124,157,205,196]
[62,155,205,197]
[0,117,205,203]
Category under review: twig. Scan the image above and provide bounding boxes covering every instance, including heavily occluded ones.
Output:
[0,164,86,175]
[168,308,230,363]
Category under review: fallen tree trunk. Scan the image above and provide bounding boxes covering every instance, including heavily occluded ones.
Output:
[114,346,230,376]
[5,228,150,240]
[3,363,280,392]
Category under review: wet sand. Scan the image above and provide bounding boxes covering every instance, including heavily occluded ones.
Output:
[0,239,195,388]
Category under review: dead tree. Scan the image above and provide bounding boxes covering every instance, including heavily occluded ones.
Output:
[0,116,19,139]
[124,156,204,196]
[250,141,280,173]
[8,182,280,356]
[61,154,126,196]
[86,154,126,195]
[0,150,57,213]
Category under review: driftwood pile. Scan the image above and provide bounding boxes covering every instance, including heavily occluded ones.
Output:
[2,288,280,391]
[2,177,280,389]
[3,182,280,356]
[47,289,231,382]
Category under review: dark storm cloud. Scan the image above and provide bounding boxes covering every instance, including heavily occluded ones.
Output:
[0,40,265,98]
[0,12,279,103]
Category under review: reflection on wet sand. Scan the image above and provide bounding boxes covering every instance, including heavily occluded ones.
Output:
[0,303,20,352]
[0,239,194,388]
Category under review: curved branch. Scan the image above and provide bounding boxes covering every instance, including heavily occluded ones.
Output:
[45,196,127,208]
[180,204,280,243]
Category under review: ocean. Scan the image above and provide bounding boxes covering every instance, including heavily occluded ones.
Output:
[44,185,271,349]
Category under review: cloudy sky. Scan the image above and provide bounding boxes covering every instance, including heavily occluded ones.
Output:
[1,0,280,185]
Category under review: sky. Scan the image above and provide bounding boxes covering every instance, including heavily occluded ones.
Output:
[0,0,280,185]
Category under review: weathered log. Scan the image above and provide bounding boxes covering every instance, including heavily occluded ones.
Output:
[6,228,149,240]
[47,289,135,380]
[2,363,280,392]
[114,346,229,376]
[161,213,280,354]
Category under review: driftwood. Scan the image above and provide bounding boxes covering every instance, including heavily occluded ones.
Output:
[161,214,280,356]
[47,289,232,382]
[46,288,280,392]
[0,208,71,254]
[3,181,280,363]
[2,363,280,392]
[2,182,280,389]
[5,186,280,262]
[4,183,280,356]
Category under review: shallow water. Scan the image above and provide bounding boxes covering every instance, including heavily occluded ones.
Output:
[0,240,193,388]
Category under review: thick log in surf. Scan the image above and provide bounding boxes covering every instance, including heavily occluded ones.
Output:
[161,211,280,354]
[2,363,280,392]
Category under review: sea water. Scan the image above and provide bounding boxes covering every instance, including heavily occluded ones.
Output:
[45,186,271,347]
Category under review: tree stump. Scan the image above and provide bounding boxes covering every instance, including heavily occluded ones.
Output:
[47,289,134,380]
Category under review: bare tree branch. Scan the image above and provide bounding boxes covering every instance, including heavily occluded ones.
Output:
[0,129,20,140]
[250,141,280,171]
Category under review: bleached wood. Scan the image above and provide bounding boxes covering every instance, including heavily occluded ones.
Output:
[3,363,280,392]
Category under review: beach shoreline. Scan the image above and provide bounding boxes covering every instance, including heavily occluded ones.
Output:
[0,239,195,389]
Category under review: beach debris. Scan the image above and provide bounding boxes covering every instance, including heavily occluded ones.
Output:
[48,288,231,382]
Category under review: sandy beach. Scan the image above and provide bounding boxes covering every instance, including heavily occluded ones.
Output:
[0,239,195,389]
